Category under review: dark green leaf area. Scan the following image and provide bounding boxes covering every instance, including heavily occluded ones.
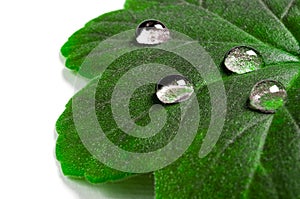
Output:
[61,4,299,76]
[154,64,300,199]
[125,0,300,53]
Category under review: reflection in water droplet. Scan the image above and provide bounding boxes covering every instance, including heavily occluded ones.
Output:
[224,46,264,74]
[249,80,287,113]
[136,20,170,45]
[156,75,194,104]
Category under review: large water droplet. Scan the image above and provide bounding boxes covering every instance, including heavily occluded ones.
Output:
[249,80,287,113]
[224,46,264,74]
[156,75,194,104]
[136,20,170,45]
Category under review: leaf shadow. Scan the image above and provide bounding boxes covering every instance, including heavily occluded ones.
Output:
[61,68,89,92]
[59,170,154,199]
[59,53,89,92]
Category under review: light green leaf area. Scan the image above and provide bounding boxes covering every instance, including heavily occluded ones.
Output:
[56,49,205,183]
[57,1,300,198]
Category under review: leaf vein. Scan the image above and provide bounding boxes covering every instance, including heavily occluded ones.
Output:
[244,117,273,192]
[283,106,300,134]
[257,0,299,49]
[280,0,296,20]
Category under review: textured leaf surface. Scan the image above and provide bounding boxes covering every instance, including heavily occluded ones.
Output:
[61,2,300,75]
[56,49,203,182]
[262,0,300,43]
[125,0,300,46]
[154,64,300,198]
[57,1,300,198]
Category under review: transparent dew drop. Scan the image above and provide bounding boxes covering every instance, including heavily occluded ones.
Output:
[136,19,170,45]
[249,80,287,113]
[224,46,264,74]
[156,75,194,104]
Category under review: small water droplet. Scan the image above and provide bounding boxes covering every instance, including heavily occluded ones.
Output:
[136,20,170,45]
[156,75,194,104]
[224,46,264,74]
[249,80,287,113]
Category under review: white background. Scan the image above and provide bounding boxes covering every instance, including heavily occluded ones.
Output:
[0,0,153,198]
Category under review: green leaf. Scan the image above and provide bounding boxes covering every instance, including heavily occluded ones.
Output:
[125,0,300,48]
[56,99,134,183]
[154,64,300,198]
[56,48,204,182]
[61,3,299,76]
[57,1,300,198]
[262,0,300,43]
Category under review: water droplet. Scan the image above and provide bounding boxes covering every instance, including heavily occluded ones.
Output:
[156,75,194,104]
[249,80,287,113]
[136,20,170,45]
[224,46,264,74]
